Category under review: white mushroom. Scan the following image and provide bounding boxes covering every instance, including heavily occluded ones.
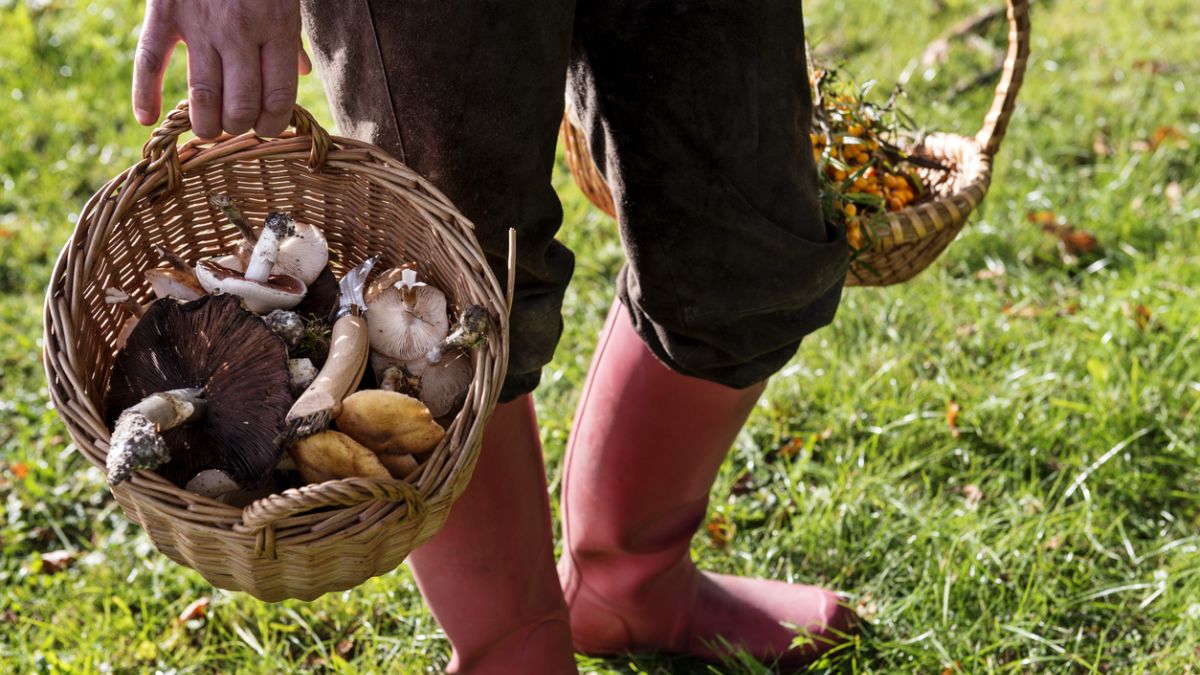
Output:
[366,268,449,361]
[288,357,318,396]
[273,215,329,285]
[144,245,205,301]
[196,213,307,314]
[374,351,472,419]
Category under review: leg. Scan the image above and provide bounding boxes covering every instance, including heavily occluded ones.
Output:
[562,1,855,666]
[411,396,575,674]
[301,3,578,672]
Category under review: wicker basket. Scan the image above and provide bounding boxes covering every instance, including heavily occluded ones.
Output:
[561,0,1030,287]
[42,103,511,602]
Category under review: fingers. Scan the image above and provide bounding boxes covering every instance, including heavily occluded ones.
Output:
[256,36,299,137]
[131,8,177,125]
[187,43,223,140]
[298,46,313,76]
[221,40,262,136]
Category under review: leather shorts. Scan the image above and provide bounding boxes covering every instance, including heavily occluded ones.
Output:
[301,0,847,400]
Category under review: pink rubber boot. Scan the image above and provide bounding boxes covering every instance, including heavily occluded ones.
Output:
[409,396,577,674]
[559,301,856,668]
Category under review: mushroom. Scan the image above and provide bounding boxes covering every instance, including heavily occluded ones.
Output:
[195,212,307,314]
[288,357,318,396]
[288,430,392,484]
[334,389,445,455]
[208,193,258,264]
[365,263,417,304]
[377,453,419,480]
[144,245,205,302]
[292,265,339,324]
[104,287,145,349]
[366,268,450,361]
[185,468,279,506]
[271,213,329,286]
[103,294,292,487]
[426,304,491,364]
[264,309,305,352]
[284,257,377,440]
[409,351,473,419]
[374,352,472,419]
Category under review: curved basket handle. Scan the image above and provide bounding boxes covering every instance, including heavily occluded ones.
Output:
[240,476,426,530]
[140,102,333,194]
[976,0,1032,157]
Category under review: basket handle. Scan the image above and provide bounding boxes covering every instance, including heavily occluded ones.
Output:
[141,102,333,194]
[975,0,1032,157]
[239,476,426,531]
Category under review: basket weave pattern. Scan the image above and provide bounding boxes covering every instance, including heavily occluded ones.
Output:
[43,105,509,601]
[561,0,1030,287]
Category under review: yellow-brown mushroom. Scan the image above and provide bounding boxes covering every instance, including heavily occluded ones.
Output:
[335,389,445,455]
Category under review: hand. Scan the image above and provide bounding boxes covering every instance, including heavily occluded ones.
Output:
[132,0,312,139]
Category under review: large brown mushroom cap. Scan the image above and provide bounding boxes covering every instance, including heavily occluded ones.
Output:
[104,295,292,487]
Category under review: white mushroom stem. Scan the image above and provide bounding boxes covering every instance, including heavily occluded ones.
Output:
[105,288,145,318]
[244,213,295,283]
[208,193,258,261]
[107,388,206,486]
[153,245,192,273]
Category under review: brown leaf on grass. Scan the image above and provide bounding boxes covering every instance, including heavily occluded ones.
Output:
[1058,228,1101,256]
[1057,303,1081,317]
[176,597,211,625]
[0,227,12,240]
[1122,303,1152,330]
[8,462,28,479]
[2,610,18,624]
[778,437,805,459]
[1044,534,1064,551]
[961,484,984,509]
[1149,126,1186,151]
[335,638,355,659]
[39,550,75,574]
[1092,131,1112,158]
[1133,59,1173,75]
[1026,210,1059,226]
[706,514,735,549]
[1002,303,1041,319]
[946,401,962,438]
[941,662,964,675]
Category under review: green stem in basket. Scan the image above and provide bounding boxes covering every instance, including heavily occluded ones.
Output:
[107,388,206,485]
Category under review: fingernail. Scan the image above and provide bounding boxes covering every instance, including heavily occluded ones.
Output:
[134,108,155,124]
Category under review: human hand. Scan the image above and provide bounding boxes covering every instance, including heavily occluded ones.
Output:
[131,0,312,139]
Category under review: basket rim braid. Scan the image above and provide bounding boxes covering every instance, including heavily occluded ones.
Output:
[43,103,512,601]
[561,0,1030,287]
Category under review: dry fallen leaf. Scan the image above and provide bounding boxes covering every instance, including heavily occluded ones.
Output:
[8,462,28,479]
[176,596,211,625]
[706,514,735,549]
[1149,125,1186,151]
[335,638,355,659]
[1092,131,1112,158]
[1002,303,1041,319]
[1059,228,1101,256]
[946,401,962,438]
[778,437,805,459]
[730,471,756,497]
[1123,303,1152,330]
[961,484,984,509]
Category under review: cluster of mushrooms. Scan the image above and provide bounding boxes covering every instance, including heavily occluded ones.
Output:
[102,195,489,506]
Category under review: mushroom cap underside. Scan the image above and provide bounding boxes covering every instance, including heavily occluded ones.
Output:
[104,295,293,487]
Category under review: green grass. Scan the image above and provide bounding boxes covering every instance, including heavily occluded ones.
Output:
[2,0,1199,672]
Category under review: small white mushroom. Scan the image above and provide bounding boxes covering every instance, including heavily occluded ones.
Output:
[288,357,318,396]
[144,245,205,301]
[366,269,449,361]
[273,216,329,285]
[185,469,240,499]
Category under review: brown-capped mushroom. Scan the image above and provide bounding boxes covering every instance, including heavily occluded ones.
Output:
[288,430,392,484]
[335,389,445,455]
[366,268,449,361]
[104,287,145,349]
[374,352,472,419]
[377,453,419,480]
[104,295,292,487]
[196,213,307,314]
[144,245,205,302]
